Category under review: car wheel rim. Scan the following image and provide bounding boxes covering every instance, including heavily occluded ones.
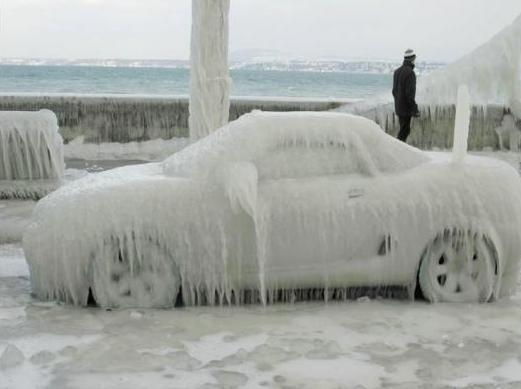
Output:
[421,231,496,303]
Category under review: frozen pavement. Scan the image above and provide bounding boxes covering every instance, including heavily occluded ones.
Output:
[1,246,521,389]
[0,202,36,244]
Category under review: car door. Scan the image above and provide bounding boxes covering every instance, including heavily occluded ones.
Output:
[251,140,395,289]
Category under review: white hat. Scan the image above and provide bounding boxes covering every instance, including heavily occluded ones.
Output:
[404,49,416,58]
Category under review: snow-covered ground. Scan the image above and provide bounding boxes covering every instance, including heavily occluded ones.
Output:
[2,245,521,389]
[2,151,521,388]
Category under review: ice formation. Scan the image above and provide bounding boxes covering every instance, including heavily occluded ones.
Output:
[23,111,521,308]
[0,344,25,370]
[452,85,471,163]
[494,114,520,152]
[189,0,231,140]
[418,13,521,113]
[0,110,64,199]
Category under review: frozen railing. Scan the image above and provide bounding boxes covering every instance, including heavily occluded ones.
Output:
[0,109,64,199]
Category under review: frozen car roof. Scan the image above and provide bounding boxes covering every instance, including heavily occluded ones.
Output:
[163,111,428,178]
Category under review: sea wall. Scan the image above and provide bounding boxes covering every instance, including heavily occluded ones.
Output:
[360,104,521,151]
[0,95,342,143]
[1,95,519,150]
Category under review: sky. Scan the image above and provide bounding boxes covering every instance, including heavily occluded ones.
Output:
[0,0,520,62]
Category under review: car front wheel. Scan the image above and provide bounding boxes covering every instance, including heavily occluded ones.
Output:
[418,229,498,303]
[90,235,181,308]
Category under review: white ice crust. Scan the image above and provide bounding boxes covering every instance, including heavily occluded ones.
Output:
[0,109,64,198]
[189,0,231,140]
[23,111,521,308]
[419,13,521,113]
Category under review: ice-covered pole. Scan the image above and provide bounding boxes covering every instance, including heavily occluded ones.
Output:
[452,85,471,163]
[189,0,231,141]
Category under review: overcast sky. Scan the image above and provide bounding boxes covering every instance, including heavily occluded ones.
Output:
[1,0,520,62]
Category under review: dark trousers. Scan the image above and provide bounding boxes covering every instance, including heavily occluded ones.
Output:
[397,116,412,142]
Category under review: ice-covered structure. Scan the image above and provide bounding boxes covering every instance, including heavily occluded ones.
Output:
[419,13,521,114]
[23,111,521,308]
[0,110,64,199]
[189,0,231,140]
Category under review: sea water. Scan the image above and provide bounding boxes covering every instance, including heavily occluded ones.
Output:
[0,65,392,99]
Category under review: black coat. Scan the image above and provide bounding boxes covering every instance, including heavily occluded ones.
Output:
[392,61,419,117]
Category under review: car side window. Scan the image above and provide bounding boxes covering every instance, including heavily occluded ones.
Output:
[253,137,377,180]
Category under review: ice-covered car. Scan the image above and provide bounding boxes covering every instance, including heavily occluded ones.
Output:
[23,111,521,308]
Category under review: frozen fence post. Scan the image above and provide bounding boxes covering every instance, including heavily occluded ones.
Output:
[0,109,64,199]
[452,85,471,163]
[189,0,231,141]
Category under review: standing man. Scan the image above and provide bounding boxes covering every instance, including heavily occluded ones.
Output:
[393,49,420,142]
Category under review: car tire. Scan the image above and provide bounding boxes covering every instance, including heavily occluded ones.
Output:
[90,235,181,308]
[418,229,498,303]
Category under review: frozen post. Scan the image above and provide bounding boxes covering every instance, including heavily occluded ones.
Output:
[189,0,231,141]
[452,85,471,163]
[0,109,64,199]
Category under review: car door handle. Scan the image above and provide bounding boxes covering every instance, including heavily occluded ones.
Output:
[348,188,365,198]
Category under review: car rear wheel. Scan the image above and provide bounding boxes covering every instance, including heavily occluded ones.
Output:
[418,229,498,303]
[90,235,181,308]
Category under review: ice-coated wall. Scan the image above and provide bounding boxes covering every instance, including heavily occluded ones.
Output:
[189,0,231,140]
[0,96,342,143]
